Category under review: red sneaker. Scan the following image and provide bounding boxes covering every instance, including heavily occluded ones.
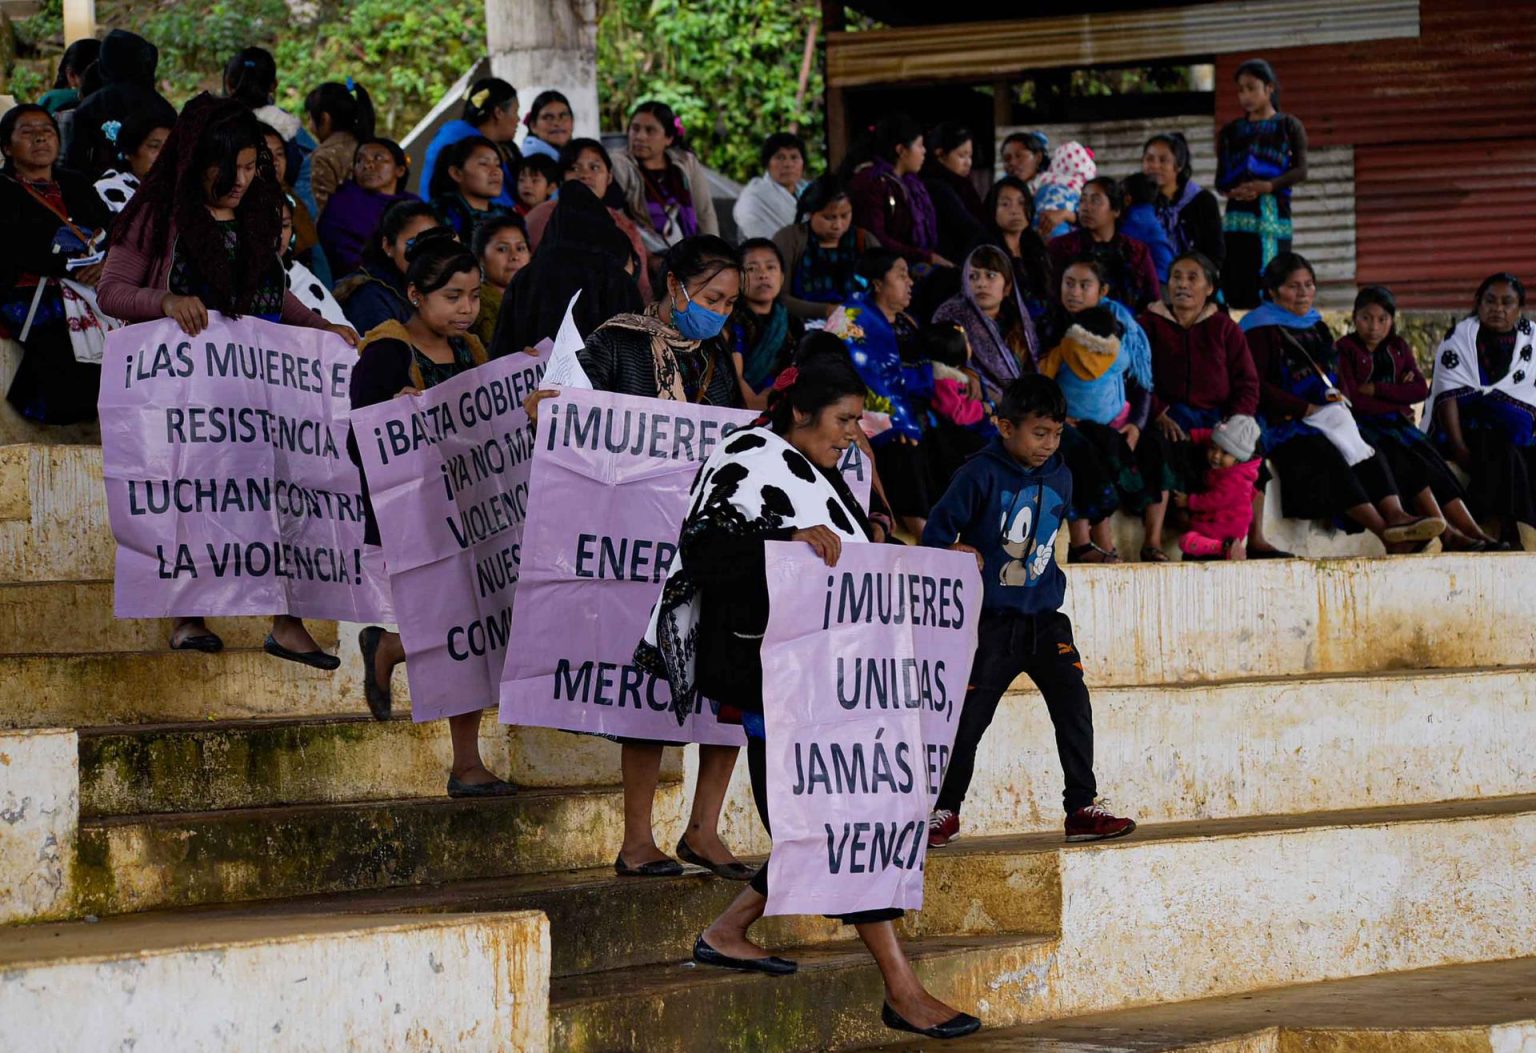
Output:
[928,809,959,848]
[1065,802,1136,842]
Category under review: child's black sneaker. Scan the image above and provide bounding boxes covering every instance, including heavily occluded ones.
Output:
[928,808,959,847]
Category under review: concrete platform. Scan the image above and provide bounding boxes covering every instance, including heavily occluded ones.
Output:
[73,783,689,916]
[0,910,550,1053]
[79,717,684,817]
[0,445,113,584]
[0,729,76,923]
[956,664,1536,837]
[0,581,337,655]
[861,956,1536,1051]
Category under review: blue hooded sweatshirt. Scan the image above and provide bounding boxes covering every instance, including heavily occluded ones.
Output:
[419,119,520,210]
[921,438,1071,617]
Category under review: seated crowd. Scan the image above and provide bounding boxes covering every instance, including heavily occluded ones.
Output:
[5,37,1529,565]
[6,34,1532,1041]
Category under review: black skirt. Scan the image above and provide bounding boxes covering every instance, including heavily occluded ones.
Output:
[1357,416,1465,506]
[1440,430,1536,529]
[1267,433,1397,521]
[875,440,933,519]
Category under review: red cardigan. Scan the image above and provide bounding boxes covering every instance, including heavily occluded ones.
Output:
[1334,332,1427,420]
[1138,301,1260,420]
[99,209,326,328]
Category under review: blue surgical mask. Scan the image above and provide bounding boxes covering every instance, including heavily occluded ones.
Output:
[672,283,730,340]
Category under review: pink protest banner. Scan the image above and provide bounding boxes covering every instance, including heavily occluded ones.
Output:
[760,541,981,917]
[99,313,391,621]
[351,349,548,721]
[497,388,753,744]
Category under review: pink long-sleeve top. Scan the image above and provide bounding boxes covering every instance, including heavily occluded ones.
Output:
[98,210,326,328]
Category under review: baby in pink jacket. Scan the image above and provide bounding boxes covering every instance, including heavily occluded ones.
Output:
[916,323,993,434]
[1175,415,1261,560]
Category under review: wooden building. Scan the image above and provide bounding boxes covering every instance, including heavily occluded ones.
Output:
[823,0,1536,309]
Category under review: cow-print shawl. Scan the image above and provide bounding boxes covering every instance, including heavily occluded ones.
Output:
[637,424,870,726]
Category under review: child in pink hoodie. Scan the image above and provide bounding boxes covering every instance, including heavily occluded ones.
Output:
[916,323,993,433]
[1175,415,1262,560]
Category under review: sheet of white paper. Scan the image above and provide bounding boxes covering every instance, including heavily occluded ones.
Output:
[540,290,593,390]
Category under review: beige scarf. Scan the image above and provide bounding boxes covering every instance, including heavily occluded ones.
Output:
[597,301,715,402]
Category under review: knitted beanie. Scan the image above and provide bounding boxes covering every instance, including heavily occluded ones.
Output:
[1212,414,1261,462]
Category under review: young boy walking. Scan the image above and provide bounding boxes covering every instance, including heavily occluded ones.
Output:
[921,375,1137,846]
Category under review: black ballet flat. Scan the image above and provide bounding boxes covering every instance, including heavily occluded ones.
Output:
[357,626,392,720]
[614,853,684,878]
[676,837,757,881]
[262,634,341,671]
[692,936,797,975]
[170,630,224,653]
[446,774,517,798]
[881,1002,982,1039]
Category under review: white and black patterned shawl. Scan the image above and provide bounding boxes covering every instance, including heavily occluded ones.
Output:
[636,425,869,726]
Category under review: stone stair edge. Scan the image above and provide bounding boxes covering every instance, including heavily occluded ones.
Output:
[0,908,547,971]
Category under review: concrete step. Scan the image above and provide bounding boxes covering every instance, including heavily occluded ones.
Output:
[78,716,683,817]
[0,909,549,1053]
[74,783,689,916]
[0,649,356,728]
[1064,552,1536,688]
[545,797,1536,1051]
[0,445,113,583]
[859,956,1536,1051]
[955,664,1536,838]
[552,932,1057,1053]
[0,580,337,655]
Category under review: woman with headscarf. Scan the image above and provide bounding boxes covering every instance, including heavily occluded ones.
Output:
[1216,59,1308,309]
[489,179,643,357]
[1425,272,1536,548]
[1243,252,1442,550]
[999,130,1048,191]
[1141,131,1224,270]
[932,244,1040,403]
[1,104,113,426]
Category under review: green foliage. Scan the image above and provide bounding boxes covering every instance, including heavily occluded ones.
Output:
[596,0,825,184]
[6,0,485,140]
[6,0,824,180]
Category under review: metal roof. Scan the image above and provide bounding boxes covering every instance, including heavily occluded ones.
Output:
[826,0,1420,88]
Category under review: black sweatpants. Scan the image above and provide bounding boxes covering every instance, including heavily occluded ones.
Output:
[746,735,903,924]
[937,609,1097,816]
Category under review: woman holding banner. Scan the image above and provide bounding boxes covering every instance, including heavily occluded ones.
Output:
[635,342,981,1039]
[98,93,357,661]
[523,234,749,877]
[347,229,515,796]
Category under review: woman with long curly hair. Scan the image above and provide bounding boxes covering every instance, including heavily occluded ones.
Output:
[99,92,358,661]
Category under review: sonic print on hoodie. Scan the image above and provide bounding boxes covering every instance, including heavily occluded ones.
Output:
[922,438,1071,617]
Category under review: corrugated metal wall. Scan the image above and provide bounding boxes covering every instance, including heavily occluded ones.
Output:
[1214,0,1536,307]
[997,117,1356,294]
[1354,138,1536,309]
[1213,0,1536,147]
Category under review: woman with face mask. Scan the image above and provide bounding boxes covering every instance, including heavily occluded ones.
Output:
[522,234,750,883]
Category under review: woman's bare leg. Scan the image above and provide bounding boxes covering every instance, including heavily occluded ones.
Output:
[683,744,743,865]
[620,741,669,865]
[856,919,967,1030]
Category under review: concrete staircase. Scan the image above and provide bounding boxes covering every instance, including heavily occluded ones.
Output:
[1,437,1533,1052]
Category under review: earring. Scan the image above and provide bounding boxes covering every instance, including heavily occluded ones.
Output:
[410,297,419,306]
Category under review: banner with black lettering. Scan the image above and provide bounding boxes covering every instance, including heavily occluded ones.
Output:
[760,542,980,916]
[99,314,390,620]
[351,349,548,721]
